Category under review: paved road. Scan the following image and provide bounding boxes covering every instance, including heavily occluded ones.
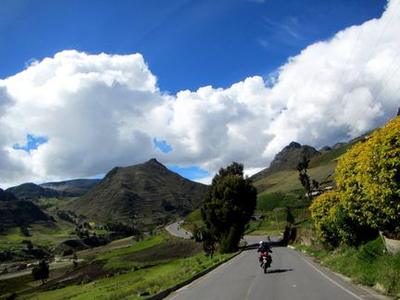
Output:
[167,236,388,300]
[165,221,193,239]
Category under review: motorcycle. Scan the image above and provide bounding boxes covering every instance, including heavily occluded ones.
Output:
[260,251,271,274]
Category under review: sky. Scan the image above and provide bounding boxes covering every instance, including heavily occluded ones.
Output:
[0,0,399,187]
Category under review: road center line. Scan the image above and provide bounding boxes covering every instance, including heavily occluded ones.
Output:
[295,251,364,300]
[245,272,258,300]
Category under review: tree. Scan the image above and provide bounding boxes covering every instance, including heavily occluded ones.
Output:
[32,260,49,284]
[286,207,295,225]
[297,157,312,200]
[73,252,78,268]
[201,162,257,253]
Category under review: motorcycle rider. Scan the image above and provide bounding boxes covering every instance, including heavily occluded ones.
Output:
[257,241,272,267]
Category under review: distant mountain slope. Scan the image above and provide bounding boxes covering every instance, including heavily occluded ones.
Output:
[251,142,320,182]
[6,182,62,200]
[40,179,101,196]
[0,188,18,201]
[0,188,50,228]
[253,138,364,202]
[68,159,209,228]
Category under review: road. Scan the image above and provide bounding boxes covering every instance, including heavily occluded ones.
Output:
[167,236,388,300]
[165,221,193,239]
[0,258,83,281]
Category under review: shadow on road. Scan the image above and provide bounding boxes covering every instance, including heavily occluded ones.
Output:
[266,268,293,274]
[242,240,286,250]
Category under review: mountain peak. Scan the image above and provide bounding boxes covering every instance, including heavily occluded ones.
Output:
[68,159,209,229]
[147,158,162,165]
[285,141,301,149]
[251,142,320,181]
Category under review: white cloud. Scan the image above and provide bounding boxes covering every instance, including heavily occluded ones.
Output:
[1,0,400,187]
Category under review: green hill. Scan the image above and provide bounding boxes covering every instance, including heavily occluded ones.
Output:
[69,159,209,229]
[40,179,101,196]
[0,188,51,230]
[6,182,62,200]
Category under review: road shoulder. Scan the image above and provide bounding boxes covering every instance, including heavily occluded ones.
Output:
[288,245,392,300]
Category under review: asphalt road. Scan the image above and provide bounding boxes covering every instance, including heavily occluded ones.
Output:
[167,236,388,300]
[165,221,193,239]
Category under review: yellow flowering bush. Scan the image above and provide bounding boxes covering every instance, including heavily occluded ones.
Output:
[310,116,400,245]
[336,116,400,235]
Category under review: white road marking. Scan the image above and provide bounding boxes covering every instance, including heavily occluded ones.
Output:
[295,251,364,300]
[168,251,247,299]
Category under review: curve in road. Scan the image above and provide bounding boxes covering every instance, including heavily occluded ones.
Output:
[165,221,193,239]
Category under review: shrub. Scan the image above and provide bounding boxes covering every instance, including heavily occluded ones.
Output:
[336,116,400,236]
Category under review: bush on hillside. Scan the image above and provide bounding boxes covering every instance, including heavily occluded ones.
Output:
[336,116,400,237]
[310,191,377,247]
[311,117,400,246]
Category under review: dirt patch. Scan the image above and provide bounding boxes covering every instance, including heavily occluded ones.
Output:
[36,260,111,292]
[124,239,202,262]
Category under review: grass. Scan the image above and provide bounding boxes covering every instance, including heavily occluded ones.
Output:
[182,209,203,232]
[254,162,336,195]
[96,234,166,262]
[20,252,234,300]
[17,233,235,300]
[256,191,305,211]
[97,235,202,271]
[0,220,76,252]
[309,143,353,167]
[296,238,400,297]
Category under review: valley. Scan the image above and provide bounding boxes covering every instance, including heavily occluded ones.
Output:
[1,121,399,299]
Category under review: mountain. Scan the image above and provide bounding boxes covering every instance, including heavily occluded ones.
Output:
[68,159,209,228]
[0,188,18,201]
[40,179,101,197]
[6,182,62,200]
[251,142,320,182]
[0,188,50,229]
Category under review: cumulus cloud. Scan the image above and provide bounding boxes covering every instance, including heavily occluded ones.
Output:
[0,0,400,187]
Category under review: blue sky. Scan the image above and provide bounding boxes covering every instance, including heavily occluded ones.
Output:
[0,0,384,93]
[0,0,391,184]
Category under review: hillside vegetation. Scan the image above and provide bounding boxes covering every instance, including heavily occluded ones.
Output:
[69,159,208,230]
[311,116,400,247]
[2,233,234,300]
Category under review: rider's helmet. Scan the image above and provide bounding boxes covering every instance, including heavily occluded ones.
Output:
[259,241,263,245]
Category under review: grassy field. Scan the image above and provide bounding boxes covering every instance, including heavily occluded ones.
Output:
[2,233,235,300]
[296,238,400,298]
[182,209,203,232]
[0,219,76,251]
[19,252,233,300]
[254,161,336,195]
